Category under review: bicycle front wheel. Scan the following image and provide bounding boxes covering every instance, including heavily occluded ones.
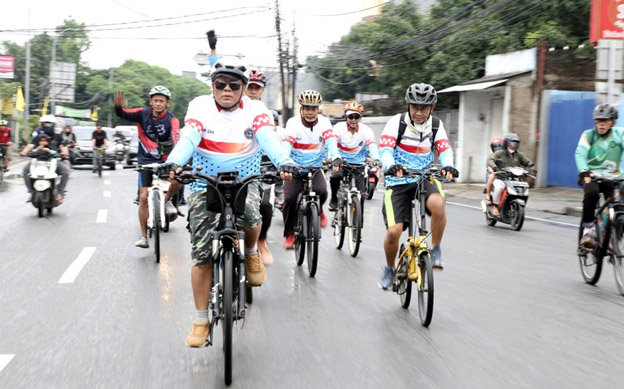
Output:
[397,245,412,309]
[295,210,305,266]
[578,222,603,285]
[347,195,362,257]
[611,216,624,295]
[418,252,434,327]
[333,206,345,249]
[153,192,161,264]
[222,250,234,386]
[307,204,320,277]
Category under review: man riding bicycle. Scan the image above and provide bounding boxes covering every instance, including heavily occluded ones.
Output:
[329,101,380,214]
[114,85,181,249]
[281,90,342,249]
[485,133,535,216]
[166,62,296,348]
[91,123,108,171]
[378,83,458,289]
[576,103,624,248]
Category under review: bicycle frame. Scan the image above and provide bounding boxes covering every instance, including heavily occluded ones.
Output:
[339,164,363,223]
[147,174,168,231]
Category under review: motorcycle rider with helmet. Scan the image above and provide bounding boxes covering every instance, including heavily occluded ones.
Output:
[486,133,535,216]
[576,103,624,248]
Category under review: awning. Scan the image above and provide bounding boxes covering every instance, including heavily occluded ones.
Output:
[438,79,508,93]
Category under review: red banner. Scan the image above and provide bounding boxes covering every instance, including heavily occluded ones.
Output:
[591,0,624,42]
[0,55,14,79]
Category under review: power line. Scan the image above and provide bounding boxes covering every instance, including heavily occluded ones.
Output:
[290,0,393,17]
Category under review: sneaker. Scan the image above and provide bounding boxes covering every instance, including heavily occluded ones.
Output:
[246,252,266,286]
[258,239,274,266]
[165,200,177,217]
[329,197,338,211]
[283,234,295,250]
[179,198,187,206]
[320,211,328,228]
[186,318,210,348]
[378,265,395,290]
[135,236,149,248]
[431,245,445,270]
[580,234,596,249]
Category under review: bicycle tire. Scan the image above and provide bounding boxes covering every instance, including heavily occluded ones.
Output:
[366,182,375,200]
[153,192,161,264]
[36,193,45,218]
[397,246,412,309]
[333,206,345,249]
[510,202,524,231]
[347,195,362,257]
[577,221,603,285]
[611,216,624,295]
[295,206,305,266]
[418,252,434,327]
[307,203,319,277]
[223,250,234,386]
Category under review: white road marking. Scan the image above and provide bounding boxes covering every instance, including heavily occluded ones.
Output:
[103,191,111,198]
[0,354,15,374]
[446,201,577,227]
[58,247,97,284]
[103,180,111,185]
[103,171,110,177]
[96,209,108,223]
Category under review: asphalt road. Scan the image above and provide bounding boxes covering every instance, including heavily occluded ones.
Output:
[1,166,624,388]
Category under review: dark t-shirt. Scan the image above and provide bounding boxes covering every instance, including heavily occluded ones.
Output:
[92,130,108,147]
[31,126,62,151]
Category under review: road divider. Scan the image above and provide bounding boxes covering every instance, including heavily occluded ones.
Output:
[96,209,108,223]
[58,247,96,284]
[0,354,14,374]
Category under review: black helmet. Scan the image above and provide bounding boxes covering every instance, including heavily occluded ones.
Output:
[593,103,618,120]
[405,83,437,105]
[503,133,520,151]
[490,136,504,152]
[211,62,248,84]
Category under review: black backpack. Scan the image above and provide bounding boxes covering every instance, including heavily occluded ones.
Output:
[396,114,440,146]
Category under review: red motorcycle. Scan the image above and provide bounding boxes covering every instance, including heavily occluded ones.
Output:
[364,161,379,200]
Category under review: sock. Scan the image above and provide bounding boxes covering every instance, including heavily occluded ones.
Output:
[195,310,209,321]
[583,227,594,236]
[245,246,258,255]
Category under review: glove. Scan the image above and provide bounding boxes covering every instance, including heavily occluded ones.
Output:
[442,166,459,178]
[373,160,381,167]
[279,163,299,176]
[386,164,403,176]
[206,30,217,50]
[579,170,592,179]
[332,157,343,168]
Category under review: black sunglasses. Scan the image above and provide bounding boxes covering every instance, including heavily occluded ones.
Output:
[214,80,242,91]
[347,114,361,120]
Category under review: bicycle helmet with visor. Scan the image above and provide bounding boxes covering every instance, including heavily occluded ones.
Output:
[211,62,248,84]
[298,90,322,107]
[343,101,364,117]
[405,83,437,105]
[248,69,267,87]
[149,85,171,100]
[593,103,618,121]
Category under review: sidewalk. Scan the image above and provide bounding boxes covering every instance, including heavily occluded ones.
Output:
[444,182,583,217]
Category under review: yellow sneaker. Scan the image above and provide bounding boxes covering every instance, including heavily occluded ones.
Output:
[186,318,210,348]
[246,252,266,286]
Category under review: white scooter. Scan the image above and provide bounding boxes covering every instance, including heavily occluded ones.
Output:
[27,151,60,217]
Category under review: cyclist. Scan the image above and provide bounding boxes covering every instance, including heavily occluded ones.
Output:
[329,101,380,214]
[281,90,342,249]
[272,110,286,209]
[486,133,535,216]
[0,119,11,171]
[575,103,624,248]
[20,115,70,203]
[378,83,458,288]
[166,62,297,347]
[91,123,109,172]
[114,85,181,248]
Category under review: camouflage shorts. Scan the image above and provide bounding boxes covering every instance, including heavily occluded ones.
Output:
[187,181,262,266]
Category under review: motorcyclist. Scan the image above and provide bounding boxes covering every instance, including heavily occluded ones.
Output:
[486,133,535,216]
[483,136,504,207]
[0,119,11,171]
[575,103,624,248]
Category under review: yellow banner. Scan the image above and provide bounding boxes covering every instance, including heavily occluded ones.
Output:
[15,86,25,112]
[41,96,49,116]
[1,96,13,115]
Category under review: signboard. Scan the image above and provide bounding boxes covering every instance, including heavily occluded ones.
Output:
[591,0,624,42]
[49,61,76,103]
[54,105,91,119]
[0,55,14,79]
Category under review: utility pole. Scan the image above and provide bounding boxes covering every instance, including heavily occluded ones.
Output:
[24,40,31,135]
[290,13,298,114]
[108,69,113,127]
[50,36,58,115]
[275,0,290,121]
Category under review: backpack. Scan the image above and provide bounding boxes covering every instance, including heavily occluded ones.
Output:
[396,114,440,146]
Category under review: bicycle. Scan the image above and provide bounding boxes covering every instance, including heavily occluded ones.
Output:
[177,168,278,386]
[94,147,105,177]
[294,166,325,277]
[391,166,445,327]
[332,163,365,257]
[577,173,624,296]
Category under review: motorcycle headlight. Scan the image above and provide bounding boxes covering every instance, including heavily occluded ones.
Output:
[105,148,115,155]
[33,180,51,191]
[34,166,49,177]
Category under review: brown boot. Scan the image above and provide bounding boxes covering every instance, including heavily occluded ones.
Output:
[186,318,210,348]
[258,240,274,266]
[246,252,266,286]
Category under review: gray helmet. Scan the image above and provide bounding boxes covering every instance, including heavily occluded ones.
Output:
[211,62,248,84]
[503,133,520,150]
[593,103,618,120]
[149,85,171,99]
[405,83,437,105]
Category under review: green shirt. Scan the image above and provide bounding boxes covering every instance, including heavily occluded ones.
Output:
[487,149,534,170]
[575,127,624,175]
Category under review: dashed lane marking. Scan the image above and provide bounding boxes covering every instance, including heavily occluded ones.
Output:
[103,180,111,185]
[0,354,15,374]
[103,191,111,198]
[58,247,97,284]
[96,209,108,223]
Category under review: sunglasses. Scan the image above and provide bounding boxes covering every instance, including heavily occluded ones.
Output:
[347,115,361,120]
[214,80,242,91]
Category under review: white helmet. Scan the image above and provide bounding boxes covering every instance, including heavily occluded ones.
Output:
[149,85,171,99]
[39,115,57,124]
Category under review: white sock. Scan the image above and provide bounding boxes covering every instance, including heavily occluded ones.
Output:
[245,246,258,255]
[583,227,593,236]
[195,310,209,321]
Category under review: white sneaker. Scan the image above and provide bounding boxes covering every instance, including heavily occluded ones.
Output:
[135,236,149,248]
[165,201,177,217]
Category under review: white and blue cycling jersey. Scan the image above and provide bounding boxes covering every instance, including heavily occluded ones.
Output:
[281,114,340,168]
[167,95,293,193]
[333,121,379,165]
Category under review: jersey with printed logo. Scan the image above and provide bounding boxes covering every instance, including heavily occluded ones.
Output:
[575,127,624,175]
[114,106,180,164]
[333,121,379,164]
[167,95,294,193]
[282,114,340,167]
[379,113,454,187]
[0,126,11,144]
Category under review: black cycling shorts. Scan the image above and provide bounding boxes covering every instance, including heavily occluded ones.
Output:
[381,179,444,230]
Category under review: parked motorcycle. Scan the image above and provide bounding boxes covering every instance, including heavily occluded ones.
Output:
[27,151,60,217]
[480,166,534,231]
[364,161,380,200]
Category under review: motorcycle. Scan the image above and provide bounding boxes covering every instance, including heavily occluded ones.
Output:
[480,166,534,231]
[364,161,380,200]
[113,138,129,162]
[27,151,60,217]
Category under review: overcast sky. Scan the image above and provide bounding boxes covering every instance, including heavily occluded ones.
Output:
[0,0,386,75]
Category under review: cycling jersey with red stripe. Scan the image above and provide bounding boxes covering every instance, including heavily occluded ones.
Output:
[332,121,379,164]
[282,114,340,167]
